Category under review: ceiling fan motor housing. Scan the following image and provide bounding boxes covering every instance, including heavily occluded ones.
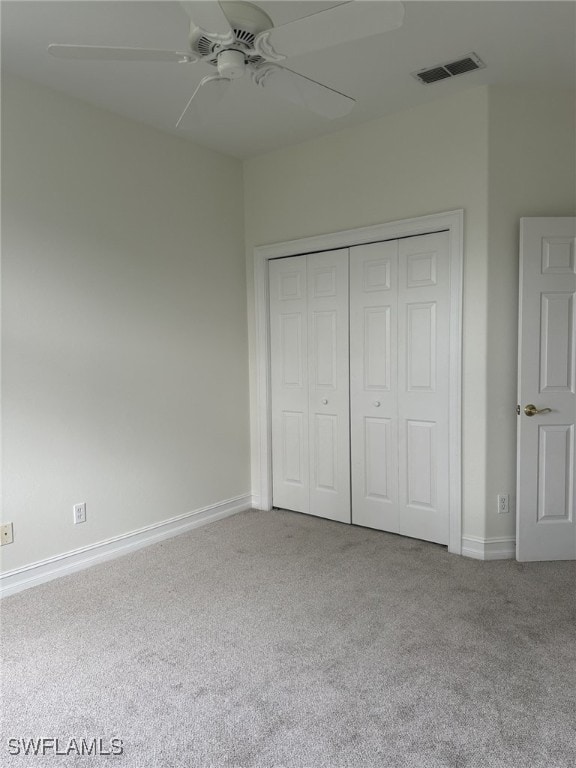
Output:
[217,49,246,79]
[188,1,273,68]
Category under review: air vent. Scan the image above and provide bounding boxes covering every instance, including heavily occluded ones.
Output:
[413,53,485,85]
[417,66,451,85]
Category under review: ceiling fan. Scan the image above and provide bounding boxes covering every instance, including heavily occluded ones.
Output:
[47,1,404,126]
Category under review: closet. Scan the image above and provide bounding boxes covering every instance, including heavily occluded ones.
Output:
[269,231,450,545]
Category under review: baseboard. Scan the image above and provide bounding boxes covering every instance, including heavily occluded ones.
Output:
[461,535,516,561]
[0,494,252,598]
[250,494,269,511]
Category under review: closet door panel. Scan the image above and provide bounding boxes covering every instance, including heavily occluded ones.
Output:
[270,232,451,545]
[308,249,351,523]
[350,241,399,531]
[269,256,309,513]
[397,232,450,544]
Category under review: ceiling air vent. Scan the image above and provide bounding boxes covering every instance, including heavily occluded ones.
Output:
[413,53,485,85]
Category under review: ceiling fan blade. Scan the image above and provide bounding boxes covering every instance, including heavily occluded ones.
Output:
[252,65,355,120]
[255,0,404,62]
[176,75,231,129]
[180,1,233,39]
[47,44,197,63]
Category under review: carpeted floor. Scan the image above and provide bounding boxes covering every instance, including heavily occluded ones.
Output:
[1,509,575,768]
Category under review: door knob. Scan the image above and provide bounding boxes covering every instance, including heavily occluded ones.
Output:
[373,401,381,407]
[524,404,552,417]
[321,398,328,405]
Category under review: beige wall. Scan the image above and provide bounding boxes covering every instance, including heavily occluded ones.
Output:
[244,87,490,539]
[1,74,250,572]
[486,87,576,540]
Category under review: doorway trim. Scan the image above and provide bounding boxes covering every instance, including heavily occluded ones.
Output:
[252,209,464,554]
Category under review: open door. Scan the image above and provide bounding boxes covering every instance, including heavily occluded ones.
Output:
[517,217,576,561]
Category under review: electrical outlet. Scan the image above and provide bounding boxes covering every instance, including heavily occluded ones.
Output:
[497,494,509,514]
[1,523,14,546]
[73,503,87,525]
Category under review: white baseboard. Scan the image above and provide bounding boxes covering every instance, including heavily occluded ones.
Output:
[0,494,252,598]
[461,535,516,561]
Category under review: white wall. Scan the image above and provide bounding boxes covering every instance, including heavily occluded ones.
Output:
[485,87,576,540]
[4,76,572,574]
[244,87,490,539]
[244,85,576,544]
[1,74,250,572]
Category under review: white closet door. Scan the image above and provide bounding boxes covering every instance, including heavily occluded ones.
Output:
[307,249,350,523]
[350,240,399,530]
[350,232,450,545]
[397,232,450,544]
[269,256,309,514]
[269,250,350,523]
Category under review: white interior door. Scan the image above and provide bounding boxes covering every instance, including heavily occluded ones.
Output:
[517,217,576,561]
[269,249,350,523]
[350,240,399,530]
[397,233,450,544]
[269,256,309,514]
[307,250,350,522]
[350,232,451,545]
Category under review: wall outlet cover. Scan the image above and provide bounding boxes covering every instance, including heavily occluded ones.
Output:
[1,523,14,545]
[73,503,87,524]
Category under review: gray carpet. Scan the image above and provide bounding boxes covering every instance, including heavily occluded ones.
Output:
[1,509,575,768]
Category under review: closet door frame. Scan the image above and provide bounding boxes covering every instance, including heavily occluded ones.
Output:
[253,210,464,555]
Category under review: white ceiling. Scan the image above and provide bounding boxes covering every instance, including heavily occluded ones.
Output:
[2,1,575,158]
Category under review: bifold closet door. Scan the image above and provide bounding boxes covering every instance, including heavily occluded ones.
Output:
[350,240,399,531]
[350,232,450,545]
[269,256,309,514]
[269,250,350,523]
[307,250,350,522]
[397,233,450,544]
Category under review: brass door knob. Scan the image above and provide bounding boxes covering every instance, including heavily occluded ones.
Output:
[524,404,552,417]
